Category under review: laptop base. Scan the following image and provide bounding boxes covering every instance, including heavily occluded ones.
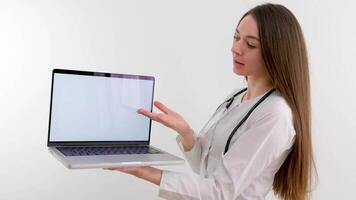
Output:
[48,146,184,169]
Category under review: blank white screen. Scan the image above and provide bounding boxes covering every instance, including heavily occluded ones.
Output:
[49,73,154,142]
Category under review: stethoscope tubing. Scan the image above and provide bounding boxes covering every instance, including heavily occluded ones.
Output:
[217,88,276,154]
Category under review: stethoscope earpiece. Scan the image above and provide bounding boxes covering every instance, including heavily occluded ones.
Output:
[225,88,247,110]
[225,98,234,109]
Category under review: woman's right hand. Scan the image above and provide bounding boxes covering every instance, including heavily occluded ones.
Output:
[137,101,195,151]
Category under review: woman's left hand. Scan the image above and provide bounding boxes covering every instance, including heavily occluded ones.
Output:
[104,166,163,186]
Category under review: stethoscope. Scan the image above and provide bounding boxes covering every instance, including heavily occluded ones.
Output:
[217,87,276,154]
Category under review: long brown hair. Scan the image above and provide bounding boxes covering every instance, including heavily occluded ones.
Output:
[238,3,316,200]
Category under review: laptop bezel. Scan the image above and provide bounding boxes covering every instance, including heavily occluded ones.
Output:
[47,68,155,147]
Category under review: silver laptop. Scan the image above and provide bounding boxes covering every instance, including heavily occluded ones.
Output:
[47,69,184,169]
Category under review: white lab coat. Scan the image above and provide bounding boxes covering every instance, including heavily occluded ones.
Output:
[158,89,296,200]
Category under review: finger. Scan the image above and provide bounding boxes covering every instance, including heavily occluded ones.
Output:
[137,109,164,123]
[137,109,155,118]
[154,101,174,114]
[137,108,149,116]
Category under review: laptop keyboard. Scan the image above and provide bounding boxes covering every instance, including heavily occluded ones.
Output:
[57,146,162,156]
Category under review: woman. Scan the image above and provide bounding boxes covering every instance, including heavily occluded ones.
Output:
[106,3,315,200]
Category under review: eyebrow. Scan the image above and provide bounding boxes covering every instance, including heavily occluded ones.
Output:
[235,30,260,41]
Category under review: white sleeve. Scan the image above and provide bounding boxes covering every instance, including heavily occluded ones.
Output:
[159,110,295,200]
[176,130,202,174]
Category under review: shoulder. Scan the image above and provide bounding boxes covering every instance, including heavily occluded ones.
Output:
[249,91,296,146]
[257,91,293,122]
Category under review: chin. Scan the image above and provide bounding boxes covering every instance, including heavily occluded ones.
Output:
[233,67,246,76]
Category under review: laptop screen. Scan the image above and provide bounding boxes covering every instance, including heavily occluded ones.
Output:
[48,69,154,143]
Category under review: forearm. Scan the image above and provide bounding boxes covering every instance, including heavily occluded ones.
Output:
[180,133,196,151]
[135,166,163,186]
[178,127,196,151]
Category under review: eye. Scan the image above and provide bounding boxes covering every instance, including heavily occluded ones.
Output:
[233,35,240,41]
[246,42,256,48]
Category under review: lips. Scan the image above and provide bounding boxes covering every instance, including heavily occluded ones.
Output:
[235,61,244,65]
[234,59,245,66]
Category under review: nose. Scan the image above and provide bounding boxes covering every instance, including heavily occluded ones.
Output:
[231,40,243,56]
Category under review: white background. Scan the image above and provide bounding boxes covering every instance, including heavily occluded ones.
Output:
[0,0,355,199]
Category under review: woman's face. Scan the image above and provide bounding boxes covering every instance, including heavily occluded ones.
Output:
[231,15,267,78]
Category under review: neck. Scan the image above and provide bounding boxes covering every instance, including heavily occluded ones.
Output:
[243,76,273,101]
